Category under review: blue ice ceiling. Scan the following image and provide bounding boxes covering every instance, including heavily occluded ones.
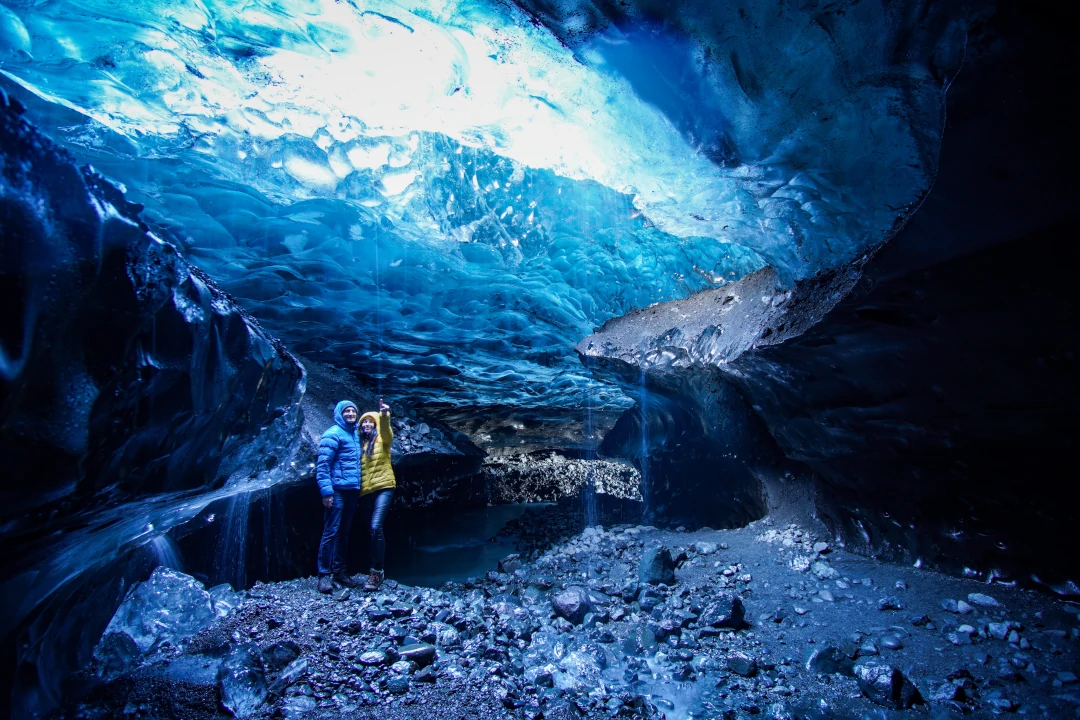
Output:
[0,0,963,440]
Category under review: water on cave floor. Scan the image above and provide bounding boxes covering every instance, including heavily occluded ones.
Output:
[382,502,552,587]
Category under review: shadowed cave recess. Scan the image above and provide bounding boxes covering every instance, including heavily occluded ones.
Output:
[0,0,1077,717]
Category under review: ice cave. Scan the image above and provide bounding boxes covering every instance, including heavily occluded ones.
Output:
[0,0,1076,718]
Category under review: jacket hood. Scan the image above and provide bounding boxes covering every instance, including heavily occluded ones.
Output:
[334,400,359,431]
[358,411,381,437]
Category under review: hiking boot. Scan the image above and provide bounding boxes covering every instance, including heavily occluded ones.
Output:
[334,572,359,588]
[364,570,384,592]
[317,575,334,594]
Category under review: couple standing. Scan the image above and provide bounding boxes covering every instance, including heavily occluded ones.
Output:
[315,398,395,594]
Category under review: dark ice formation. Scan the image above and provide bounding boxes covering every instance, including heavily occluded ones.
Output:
[576,0,1079,587]
[0,91,305,717]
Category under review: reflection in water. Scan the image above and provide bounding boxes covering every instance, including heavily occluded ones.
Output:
[384,503,552,587]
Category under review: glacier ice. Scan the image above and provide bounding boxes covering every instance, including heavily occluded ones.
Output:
[218,643,270,718]
[0,0,965,434]
[101,567,216,654]
[0,0,960,278]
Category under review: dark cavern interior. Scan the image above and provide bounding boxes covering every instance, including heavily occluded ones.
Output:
[1,0,1077,718]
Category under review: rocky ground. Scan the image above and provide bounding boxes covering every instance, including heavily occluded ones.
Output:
[61,516,1080,720]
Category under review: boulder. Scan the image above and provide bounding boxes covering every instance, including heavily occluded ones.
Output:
[727,652,758,678]
[551,586,592,625]
[806,646,855,677]
[261,641,301,673]
[854,663,924,710]
[639,545,676,585]
[268,658,308,695]
[397,643,437,669]
[699,594,749,630]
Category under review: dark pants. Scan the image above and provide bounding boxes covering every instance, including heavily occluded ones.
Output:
[317,489,359,576]
[365,489,394,572]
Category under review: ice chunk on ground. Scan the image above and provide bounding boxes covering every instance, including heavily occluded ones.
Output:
[102,567,216,654]
[218,643,269,718]
[93,632,140,680]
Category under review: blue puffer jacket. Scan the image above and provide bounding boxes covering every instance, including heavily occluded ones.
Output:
[315,400,362,496]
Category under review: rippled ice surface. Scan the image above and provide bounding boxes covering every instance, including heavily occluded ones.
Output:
[0,0,960,430]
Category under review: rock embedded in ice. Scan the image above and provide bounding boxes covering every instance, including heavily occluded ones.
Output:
[281,695,317,717]
[524,663,557,688]
[103,567,216,654]
[854,662,924,710]
[209,584,241,618]
[218,643,268,718]
[555,650,602,691]
[638,545,676,585]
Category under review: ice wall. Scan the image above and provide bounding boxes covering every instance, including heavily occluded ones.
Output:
[0,90,307,718]
[0,0,968,440]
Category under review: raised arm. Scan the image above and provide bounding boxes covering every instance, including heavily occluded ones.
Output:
[379,398,393,444]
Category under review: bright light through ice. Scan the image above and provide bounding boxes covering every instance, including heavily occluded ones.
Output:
[0,0,946,282]
[2,0,711,223]
[252,2,636,184]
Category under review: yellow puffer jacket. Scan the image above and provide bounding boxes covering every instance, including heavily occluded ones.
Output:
[358,411,396,496]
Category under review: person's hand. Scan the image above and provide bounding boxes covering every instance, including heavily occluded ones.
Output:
[379,397,390,415]
[322,495,334,509]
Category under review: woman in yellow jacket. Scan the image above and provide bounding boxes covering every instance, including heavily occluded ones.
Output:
[358,398,396,590]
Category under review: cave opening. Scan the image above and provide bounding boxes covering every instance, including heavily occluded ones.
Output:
[1,0,1077,718]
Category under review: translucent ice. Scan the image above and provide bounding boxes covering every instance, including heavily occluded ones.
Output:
[0,0,962,280]
[218,643,269,718]
[101,567,216,654]
[0,0,967,435]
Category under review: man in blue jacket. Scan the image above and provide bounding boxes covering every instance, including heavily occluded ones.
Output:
[316,400,363,593]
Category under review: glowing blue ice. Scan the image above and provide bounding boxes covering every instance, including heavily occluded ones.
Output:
[0,0,963,433]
